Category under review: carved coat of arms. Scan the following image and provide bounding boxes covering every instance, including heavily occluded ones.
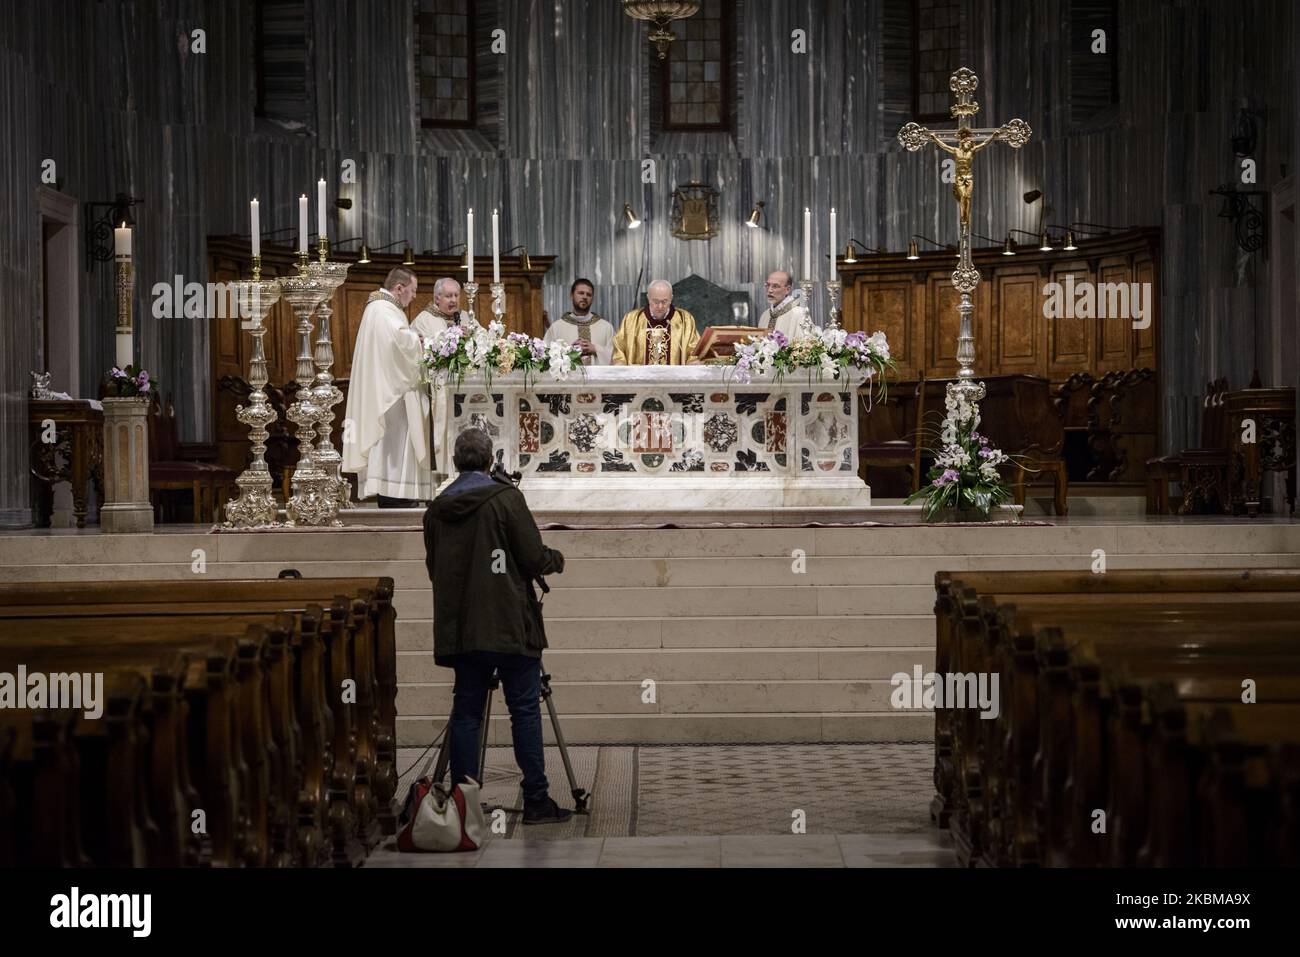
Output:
[670,181,720,240]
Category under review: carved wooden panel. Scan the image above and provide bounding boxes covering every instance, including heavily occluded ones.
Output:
[1098,258,1134,371]
[993,270,1041,374]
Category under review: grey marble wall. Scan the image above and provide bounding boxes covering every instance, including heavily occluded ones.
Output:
[0,0,1294,523]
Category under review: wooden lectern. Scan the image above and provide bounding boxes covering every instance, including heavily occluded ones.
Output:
[694,326,762,362]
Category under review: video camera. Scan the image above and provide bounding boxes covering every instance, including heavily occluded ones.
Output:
[489,461,523,487]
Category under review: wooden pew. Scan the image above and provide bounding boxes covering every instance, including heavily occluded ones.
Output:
[0,646,202,867]
[0,575,398,844]
[0,707,87,866]
[0,626,266,867]
[972,601,1300,867]
[1143,696,1300,867]
[931,569,1300,867]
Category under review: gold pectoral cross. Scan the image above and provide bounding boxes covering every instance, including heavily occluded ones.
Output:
[648,326,669,364]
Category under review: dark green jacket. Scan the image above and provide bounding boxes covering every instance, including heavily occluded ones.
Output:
[423,472,564,665]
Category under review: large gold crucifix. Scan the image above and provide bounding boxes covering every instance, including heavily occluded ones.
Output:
[897,67,1031,403]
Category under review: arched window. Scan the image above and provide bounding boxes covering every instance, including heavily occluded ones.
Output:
[662,0,732,132]
[912,0,963,122]
[417,0,477,128]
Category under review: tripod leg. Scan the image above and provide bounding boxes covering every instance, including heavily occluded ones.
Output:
[476,674,498,784]
[539,666,591,813]
[431,715,452,787]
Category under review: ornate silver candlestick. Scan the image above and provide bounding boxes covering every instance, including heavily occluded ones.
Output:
[797,278,818,336]
[490,281,506,324]
[223,258,283,527]
[306,257,352,510]
[463,280,480,327]
[825,279,842,330]
[278,262,335,526]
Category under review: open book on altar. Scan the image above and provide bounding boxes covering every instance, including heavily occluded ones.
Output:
[693,325,765,362]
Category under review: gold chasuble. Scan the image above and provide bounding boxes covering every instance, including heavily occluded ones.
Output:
[612,307,701,365]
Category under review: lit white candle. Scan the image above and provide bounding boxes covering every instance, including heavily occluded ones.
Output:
[114,223,132,258]
[491,208,500,283]
[803,207,811,279]
[467,208,474,283]
[250,198,260,259]
[829,207,837,281]
[298,194,308,253]
[317,179,327,241]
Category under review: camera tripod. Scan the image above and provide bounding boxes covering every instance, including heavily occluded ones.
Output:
[430,661,592,815]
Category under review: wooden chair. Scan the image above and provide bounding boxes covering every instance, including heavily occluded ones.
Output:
[1086,368,1159,483]
[858,375,926,496]
[1145,377,1230,514]
[146,392,238,523]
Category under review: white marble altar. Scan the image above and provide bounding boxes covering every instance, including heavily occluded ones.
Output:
[437,366,872,510]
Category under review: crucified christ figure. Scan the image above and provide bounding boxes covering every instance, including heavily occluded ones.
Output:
[931,127,1001,234]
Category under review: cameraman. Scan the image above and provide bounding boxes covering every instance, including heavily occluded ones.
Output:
[423,428,572,825]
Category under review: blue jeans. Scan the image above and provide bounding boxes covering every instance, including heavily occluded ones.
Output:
[449,652,550,805]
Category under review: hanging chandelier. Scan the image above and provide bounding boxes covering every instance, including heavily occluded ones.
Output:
[622,1,701,60]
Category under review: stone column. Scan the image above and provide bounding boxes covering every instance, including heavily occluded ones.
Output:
[101,396,154,533]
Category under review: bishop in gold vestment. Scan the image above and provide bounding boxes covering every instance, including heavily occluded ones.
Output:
[612,279,700,365]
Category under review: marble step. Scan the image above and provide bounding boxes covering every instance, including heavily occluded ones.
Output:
[390,584,939,620]
[395,614,936,651]
[397,678,926,716]
[4,521,1297,566]
[395,711,934,746]
[396,647,935,682]
[3,547,1298,586]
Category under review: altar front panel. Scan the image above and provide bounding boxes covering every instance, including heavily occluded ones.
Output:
[441,367,871,509]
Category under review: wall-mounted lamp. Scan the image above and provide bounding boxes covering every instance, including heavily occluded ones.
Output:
[972,231,1017,255]
[744,201,765,228]
[841,239,885,264]
[335,197,353,210]
[906,234,953,260]
[1039,225,1079,251]
[84,192,143,272]
[369,240,415,265]
[623,203,643,229]
[503,244,532,271]
[335,237,369,263]
[1010,228,1053,251]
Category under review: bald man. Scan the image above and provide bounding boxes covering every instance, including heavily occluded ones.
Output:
[612,280,701,365]
[758,270,812,340]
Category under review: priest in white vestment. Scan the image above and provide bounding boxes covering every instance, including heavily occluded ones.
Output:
[758,270,812,340]
[342,266,433,507]
[543,278,613,365]
[415,277,485,483]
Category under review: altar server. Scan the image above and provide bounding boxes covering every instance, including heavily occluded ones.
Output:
[544,278,614,365]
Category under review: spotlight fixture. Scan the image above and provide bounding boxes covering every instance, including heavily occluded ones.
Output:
[1063,230,1077,251]
[503,244,532,271]
[623,203,643,229]
[1009,228,1053,252]
[744,201,765,228]
[972,232,1016,255]
[906,234,952,260]
[841,239,885,264]
[335,237,369,263]
[369,239,414,264]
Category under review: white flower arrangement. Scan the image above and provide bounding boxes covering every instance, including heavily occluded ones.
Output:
[905,387,1017,521]
[422,320,584,389]
[727,327,897,403]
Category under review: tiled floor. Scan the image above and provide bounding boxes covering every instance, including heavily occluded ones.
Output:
[366,742,955,868]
